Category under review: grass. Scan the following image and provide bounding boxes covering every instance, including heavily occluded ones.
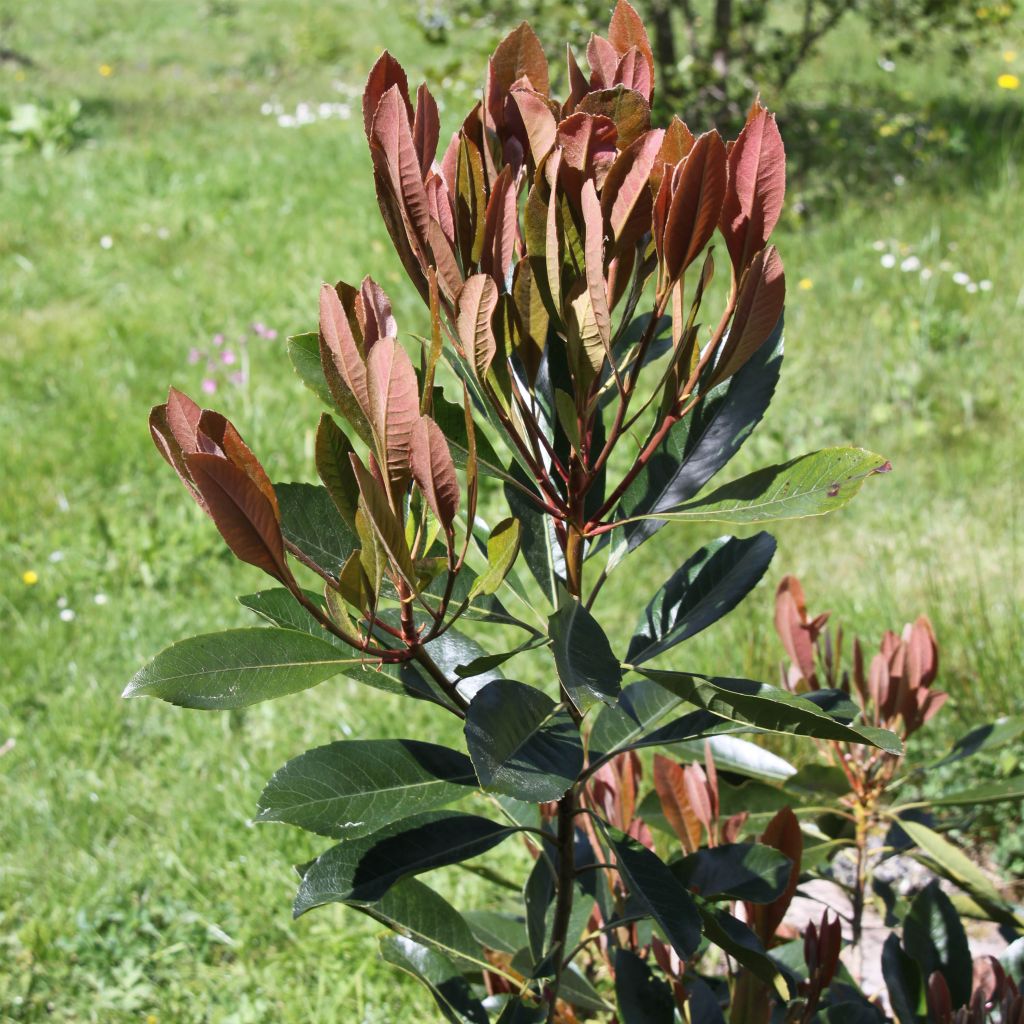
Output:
[1,1,1021,1020]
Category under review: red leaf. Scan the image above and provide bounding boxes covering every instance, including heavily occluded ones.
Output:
[370,85,432,258]
[413,83,440,177]
[581,178,611,357]
[196,409,279,517]
[410,415,461,532]
[774,574,819,685]
[751,806,802,947]
[320,282,371,418]
[711,245,785,385]
[663,130,727,282]
[357,275,397,349]
[185,452,291,585]
[682,763,713,840]
[614,46,652,103]
[720,101,786,276]
[511,88,558,165]
[608,0,655,83]
[489,22,550,95]
[481,165,519,287]
[586,34,619,90]
[150,400,205,511]
[601,128,663,245]
[365,337,420,493]
[652,755,702,854]
[456,274,500,378]
[564,43,590,112]
[362,50,412,139]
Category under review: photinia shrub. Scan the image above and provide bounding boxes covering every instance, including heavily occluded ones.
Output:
[125,4,910,1018]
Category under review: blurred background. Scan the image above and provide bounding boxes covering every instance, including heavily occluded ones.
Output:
[1,1,1021,1020]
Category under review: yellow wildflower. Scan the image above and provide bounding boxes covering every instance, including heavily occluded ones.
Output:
[22,570,39,585]
[997,73,1020,89]
[798,278,814,291]
[99,64,114,77]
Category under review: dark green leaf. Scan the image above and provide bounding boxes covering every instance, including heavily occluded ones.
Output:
[256,739,477,838]
[239,588,343,645]
[903,881,971,1007]
[523,854,555,963]
[614,948,674,1024]
[380,935,490,1024]
[504,473,564,605]
[123,627,362,709]
[881,933,925,1024]
[672,843,791,903]
[294,812,518,913]
[903,774,1024,808]
[600,825,702,959]
[362,879,486,970]
[627,533,776,664]
[464,679,583,802]
[549,594,622,713]
[613,321,782,559]
[698,900,790,997]
[276,482,357,574]
[637,670,902,754]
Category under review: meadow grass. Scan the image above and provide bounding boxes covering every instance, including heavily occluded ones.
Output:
[1,1,1021,1020]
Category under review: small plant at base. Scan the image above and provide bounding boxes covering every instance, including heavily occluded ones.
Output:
[126,4,903,1019]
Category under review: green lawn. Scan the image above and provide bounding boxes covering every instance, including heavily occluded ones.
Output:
[1,2,1021,1020]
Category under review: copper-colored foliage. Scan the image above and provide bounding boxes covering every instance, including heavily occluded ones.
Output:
[652,754,703,853]
[711,245,785,385]
[749,806,802,947]
[409,415,460,532]
[662,130,727,282]
[719,100,787,278]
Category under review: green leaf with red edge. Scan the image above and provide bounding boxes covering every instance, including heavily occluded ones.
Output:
[123,627,364,709]
[185,452,291,584]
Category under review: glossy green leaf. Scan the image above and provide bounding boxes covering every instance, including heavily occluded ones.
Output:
[898,819,1021,926]
[903,881,971,1008]
[624,448,890,526]
[379,935,490,1024]
[464,680,583,802]
[276,482,357,573]
[549,594,622,713]
[601,825,702,959]
[239,588,343,644]
[123,627,362,709]
[257,739,477,838]
[637,670,902,753]
[672,843,791,903]
[662,735,796,781]
[464,910,527,954]
[469,518,522,598]
[287,331,334,408]
[361,879,487,971]
[614,948,674,1024]
[294,812,518,913]
[523,853,554,963]
[627,533,777,664]
[504,472,565,605]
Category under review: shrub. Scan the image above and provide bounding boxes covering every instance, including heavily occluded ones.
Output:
[122,4,937,1018]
